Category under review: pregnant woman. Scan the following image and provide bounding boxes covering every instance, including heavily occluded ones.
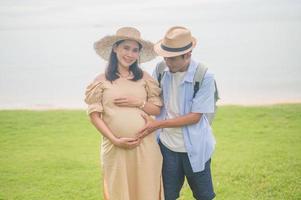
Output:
[85,27,164,200]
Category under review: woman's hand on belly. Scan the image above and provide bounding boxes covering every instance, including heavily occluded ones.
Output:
[112,136,141,149]
[113,96,143,108]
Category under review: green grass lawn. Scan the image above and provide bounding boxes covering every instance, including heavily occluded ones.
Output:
[0,104,300,200]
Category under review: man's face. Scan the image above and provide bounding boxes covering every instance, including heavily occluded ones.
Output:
[164,54,189,73]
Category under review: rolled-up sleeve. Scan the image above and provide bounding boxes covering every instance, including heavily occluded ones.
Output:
[191,73,215,114]
[84,80,104,115]
[145,78,163,107]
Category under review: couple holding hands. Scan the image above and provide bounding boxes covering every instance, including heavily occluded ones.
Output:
[85,26,216,200]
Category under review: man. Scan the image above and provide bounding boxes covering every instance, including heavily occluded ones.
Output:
[138,26,216,200]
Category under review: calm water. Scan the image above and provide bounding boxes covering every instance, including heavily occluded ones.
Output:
[0,1,301,108]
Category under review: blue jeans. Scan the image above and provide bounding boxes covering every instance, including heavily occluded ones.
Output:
[159,140,215,200]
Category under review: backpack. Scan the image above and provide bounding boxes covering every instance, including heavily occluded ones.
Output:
[155,61,219,125]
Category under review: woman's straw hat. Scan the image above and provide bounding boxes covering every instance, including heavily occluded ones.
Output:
[154,26,197,57]
[94,27,157,63]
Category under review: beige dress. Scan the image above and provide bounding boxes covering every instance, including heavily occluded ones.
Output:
[85,72,164,200]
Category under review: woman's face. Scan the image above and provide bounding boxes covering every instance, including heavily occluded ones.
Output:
[113,40,140,69]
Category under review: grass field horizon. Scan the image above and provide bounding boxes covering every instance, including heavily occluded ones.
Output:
[1,104,300,199]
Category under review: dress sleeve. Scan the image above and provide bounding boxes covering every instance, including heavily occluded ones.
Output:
[84,80,104,115]
[145,78,163,107]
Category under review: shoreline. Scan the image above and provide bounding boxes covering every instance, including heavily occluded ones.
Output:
[0,101,300,111]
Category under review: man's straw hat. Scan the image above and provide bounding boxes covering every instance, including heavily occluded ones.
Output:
[94,27,157,63]
[154,26,197,57]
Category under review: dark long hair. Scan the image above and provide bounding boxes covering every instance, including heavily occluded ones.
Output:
[105,40,143,82]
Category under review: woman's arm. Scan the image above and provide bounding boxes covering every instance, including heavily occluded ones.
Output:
[113,71,162,116]
[113,96,160,115]
[89,112,140,149]
[140,101,161,115]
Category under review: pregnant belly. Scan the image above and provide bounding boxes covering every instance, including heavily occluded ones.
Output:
[104,109,146,138]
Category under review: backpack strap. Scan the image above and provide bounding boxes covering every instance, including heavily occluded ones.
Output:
[156,61,167,87]
[192,63,208,98]
[214,80,220,101]
[193,63,220,125]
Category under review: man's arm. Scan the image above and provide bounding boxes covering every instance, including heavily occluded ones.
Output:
[137,112,201,138]
[137,73,215,138]
[159,112,201,128]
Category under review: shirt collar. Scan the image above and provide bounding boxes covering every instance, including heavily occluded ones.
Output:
[182,59,198,83]
[164,59,198,83]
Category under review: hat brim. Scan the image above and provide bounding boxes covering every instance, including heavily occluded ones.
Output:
[94,35,157,63]
[154,37,197,58]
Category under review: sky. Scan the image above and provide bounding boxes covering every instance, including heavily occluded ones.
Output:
[1,0,301,30]
[0,0,300,108]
